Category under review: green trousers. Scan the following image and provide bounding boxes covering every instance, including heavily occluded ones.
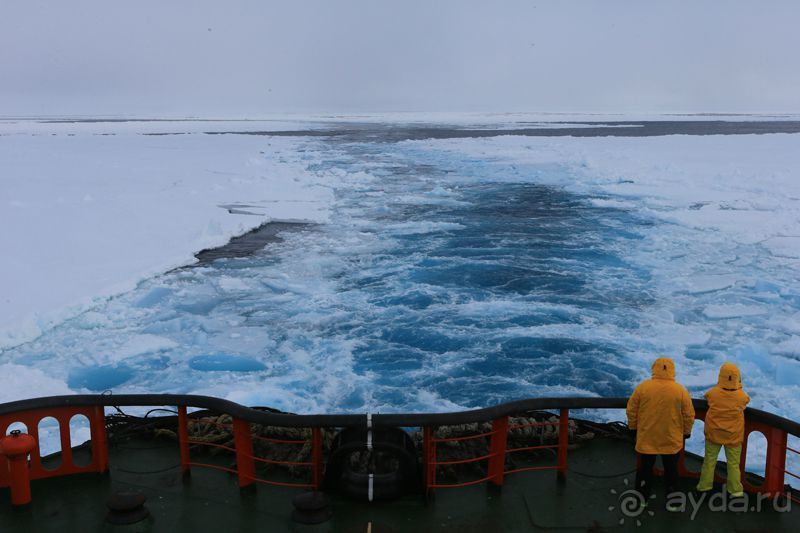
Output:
[697,441,743,494]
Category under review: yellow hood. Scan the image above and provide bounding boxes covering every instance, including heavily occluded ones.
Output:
[717,362,742,389]
[651,357,676,380]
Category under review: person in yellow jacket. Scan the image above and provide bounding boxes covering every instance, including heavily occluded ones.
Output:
[626,357,695,506]
[696,362,750,496]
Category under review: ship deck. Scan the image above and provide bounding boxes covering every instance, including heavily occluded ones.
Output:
[2,433,797,532]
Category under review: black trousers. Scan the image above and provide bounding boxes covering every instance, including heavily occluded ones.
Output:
[635,453,679,499]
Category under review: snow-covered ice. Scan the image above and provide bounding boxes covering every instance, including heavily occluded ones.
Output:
[0,119,332,348]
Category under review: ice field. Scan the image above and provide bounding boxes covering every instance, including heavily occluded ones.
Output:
[1,118,799,467]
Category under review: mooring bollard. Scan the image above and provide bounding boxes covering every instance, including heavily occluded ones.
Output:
[0,429,37,505]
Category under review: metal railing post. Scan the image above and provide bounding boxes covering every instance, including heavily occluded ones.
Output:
[423,426,435,497]
[488,416,508,486]
[764,426,788,497]
[177,406,191,476]
[557,408,569,480]
[311,427,323,490]
[233,418,256,488]
[739,429,749,486]
[91,406,109,473]
[57,413,74,469]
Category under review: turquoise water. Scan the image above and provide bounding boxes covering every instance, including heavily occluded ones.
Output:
[2,140,658,414]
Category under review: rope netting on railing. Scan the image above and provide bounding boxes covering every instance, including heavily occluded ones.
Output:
[419,411,598,489]
[174,407,326,489]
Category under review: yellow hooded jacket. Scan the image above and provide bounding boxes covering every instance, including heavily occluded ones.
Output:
[626,357,695,455]
[703,362,750,446]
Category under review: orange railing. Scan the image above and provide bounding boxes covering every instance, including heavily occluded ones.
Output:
[422,409,569,493]
[421,406,797,499]
[0,406,109,489]
[1,395,799,506]
[176,406,323,489]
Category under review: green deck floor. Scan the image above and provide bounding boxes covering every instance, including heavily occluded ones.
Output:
[1,436,797,532]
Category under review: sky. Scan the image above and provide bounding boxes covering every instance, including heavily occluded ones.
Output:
[2,0,800,117]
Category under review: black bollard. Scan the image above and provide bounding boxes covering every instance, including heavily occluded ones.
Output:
[291,491,332,524]
[106,490,150,526]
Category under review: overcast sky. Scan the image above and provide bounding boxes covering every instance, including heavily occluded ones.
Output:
[2,0,799,117]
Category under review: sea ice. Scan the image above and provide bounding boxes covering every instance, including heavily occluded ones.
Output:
[702,304,768,319]
[3,118,800,473]
[0,120,333,349]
